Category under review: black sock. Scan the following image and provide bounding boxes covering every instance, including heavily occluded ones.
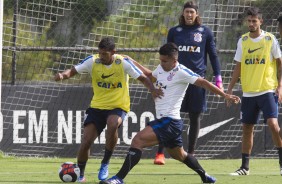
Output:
[157,144,164,154]
[77,161,87,177]
[116,147,142,179]
[101,148,113,164]
[277,147,282,166]
[241,153,250,170]
[188,112,201,154]
[183,154,206,181]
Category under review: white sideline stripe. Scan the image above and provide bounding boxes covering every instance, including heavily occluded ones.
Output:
[197,117,234,138]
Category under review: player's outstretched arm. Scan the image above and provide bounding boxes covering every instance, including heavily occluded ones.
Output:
[122,55,155,81]
[194,77,240,106]
[54,67,78,81]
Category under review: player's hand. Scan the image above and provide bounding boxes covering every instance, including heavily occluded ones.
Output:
[275,85,282,103]
[224,94,240,107]
[151,88,164,99]
[54,73,63,81]
[225,88,233,106]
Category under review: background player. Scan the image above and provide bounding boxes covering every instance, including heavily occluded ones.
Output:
[227,7,282,176]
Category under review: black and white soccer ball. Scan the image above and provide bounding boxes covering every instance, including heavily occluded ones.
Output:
[58,162,80,182]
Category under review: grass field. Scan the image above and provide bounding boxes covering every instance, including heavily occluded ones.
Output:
[0,155,281,184]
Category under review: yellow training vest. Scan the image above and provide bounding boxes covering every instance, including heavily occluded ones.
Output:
[240,32,277,92]
[90,54,130,112]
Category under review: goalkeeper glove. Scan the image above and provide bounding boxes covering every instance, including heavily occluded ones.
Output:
[215,75,223,89]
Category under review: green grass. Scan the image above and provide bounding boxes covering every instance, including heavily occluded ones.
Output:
[0,157,281,184]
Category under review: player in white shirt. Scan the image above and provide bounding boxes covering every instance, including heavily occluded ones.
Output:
[101,43,240,184]
[152,63,199,120]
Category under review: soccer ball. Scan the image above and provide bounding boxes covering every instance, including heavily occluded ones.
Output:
[58,162,80,182]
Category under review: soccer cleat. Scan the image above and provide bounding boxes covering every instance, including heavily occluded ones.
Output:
[154,153,165,165]
[280,166,282,176]
[99,176,124,184]
[202,173,216,183]
[77,176,86,182]
[98,163,109,180]
[229,168,250,176]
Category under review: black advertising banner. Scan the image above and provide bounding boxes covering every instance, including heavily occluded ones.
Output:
[0,86,278,158]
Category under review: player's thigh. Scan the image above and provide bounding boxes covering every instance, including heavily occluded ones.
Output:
[132,126,159,148]
[84,108,107,136]
[241,96,260,124]
[106,108,127,130]
[259,93,278,121]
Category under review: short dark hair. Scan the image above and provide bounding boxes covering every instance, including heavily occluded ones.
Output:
[277,15,282,23]
[98,37,115,51]
[246,7,262,19]
[159,43,178,58]
[179,1,201,26]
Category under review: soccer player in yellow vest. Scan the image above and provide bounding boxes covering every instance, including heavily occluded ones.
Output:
[54,37,162,182]
[227,7,282,176]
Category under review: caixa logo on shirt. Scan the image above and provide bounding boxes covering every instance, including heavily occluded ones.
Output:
[244,58,266,65]
[178,45,200,53]
[97,82,123,88]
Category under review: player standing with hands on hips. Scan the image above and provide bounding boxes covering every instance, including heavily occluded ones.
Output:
[54,37,162,182]
[100,42,240,184]
[154,0,224,165]
[227,7,282,176]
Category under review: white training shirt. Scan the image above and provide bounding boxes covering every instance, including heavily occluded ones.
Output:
[152,63,199,120]
[74,54,142,80]
[234,30,282,97]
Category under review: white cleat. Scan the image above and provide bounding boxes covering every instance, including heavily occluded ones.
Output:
[230,168,250,176]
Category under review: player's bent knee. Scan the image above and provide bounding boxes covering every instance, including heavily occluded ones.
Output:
[268,123,280,133]
[80,138,93,150]
[106,123,119,131]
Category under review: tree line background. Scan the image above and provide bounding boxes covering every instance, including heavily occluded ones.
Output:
[2,0,282,83]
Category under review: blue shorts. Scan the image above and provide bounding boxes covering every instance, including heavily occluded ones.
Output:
[84,108,127,135]
[241,93,278,124]
[181,84,207,113]
[147,117,183,148]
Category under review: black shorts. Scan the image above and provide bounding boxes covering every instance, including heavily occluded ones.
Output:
[241,93,278,124]
[84,108,127,135]
[147,117,183,148]
[181,84,207,113]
